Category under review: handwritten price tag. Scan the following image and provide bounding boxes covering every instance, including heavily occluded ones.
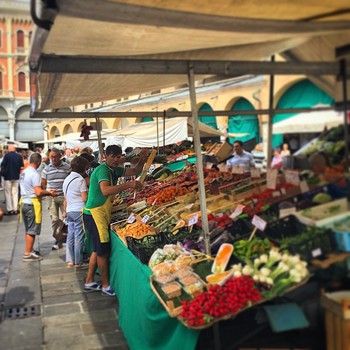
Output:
[284,170,300,186]
[172,219,186,232]
[230,204,246,219]
[272,190,281,198]
[188,213,199,226]
[300,180,310,193]
[206,162,213,169]
[266,169,278,190]
[252,215,267,231]
[232,166,244,174]
[127,213,136,224]
[141,215,150,223]
[250,168,261,178]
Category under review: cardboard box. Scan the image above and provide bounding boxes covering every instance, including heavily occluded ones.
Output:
[321,291,350,350]
[294,198,349,226]
[206,142,233,163]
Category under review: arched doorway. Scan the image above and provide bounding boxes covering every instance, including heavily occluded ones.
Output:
[0,106,9,138]
[198,103,218,129]
[49,126,60,139]
[63,124,73,135]
[15,105,44,141]
[228,98,259,148]
[273,79,334,148]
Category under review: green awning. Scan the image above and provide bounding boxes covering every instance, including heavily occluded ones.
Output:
[198,103,218,130]
[229,98,259,144]
[272,79,334,147]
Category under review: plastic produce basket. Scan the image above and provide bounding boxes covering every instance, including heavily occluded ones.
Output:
[265,215,335,262]
[162,227,200,244]
[227,218,255,238]
[126,233,165,264]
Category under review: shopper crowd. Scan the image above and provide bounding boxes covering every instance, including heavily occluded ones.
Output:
[0,143,147,298]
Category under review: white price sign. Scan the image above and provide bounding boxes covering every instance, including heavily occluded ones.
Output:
[266,169,278,190]
[188,213,199,226]
[127,213,136,224]
[141,215,150,223]
[252,215,267,231]
[300,180,310,193]
[279,207,297,219]
[250,168,261,178]
[230,204,246,219]
[312,248,322,258]
[284,170,300,186]
[272,190,281,198]
[232,166,244,174]
[206,162,213,169]
[152,198,157,206]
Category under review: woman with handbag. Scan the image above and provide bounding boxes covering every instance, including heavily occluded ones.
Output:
[63,156,90,268]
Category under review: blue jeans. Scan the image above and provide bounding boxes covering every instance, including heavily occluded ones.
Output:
[66,211,84,265]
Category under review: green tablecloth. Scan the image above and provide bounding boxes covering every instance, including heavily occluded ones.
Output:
[166,157,196,172]
[109,232,200,350]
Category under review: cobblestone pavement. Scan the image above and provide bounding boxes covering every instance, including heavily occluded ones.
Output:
[0,190,129,350]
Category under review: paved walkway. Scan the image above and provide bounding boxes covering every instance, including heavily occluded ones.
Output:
[0,190,129,350]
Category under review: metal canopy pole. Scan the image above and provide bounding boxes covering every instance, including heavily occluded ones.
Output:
[163,110,166,151]
[267,56,275,168]
[95,115,103,159]
[188,65,211,254]
[341,58,349,172]
[156,114,159,153]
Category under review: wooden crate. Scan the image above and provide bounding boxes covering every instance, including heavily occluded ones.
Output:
[321,292,350,350]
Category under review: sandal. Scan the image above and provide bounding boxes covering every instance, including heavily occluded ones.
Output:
[67,262,74,268]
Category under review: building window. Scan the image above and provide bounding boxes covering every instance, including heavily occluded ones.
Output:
[18,72,26,91]
[17,30,24,48]
[0,71,2,90]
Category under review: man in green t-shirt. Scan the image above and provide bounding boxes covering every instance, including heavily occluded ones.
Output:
[83,144,148,296]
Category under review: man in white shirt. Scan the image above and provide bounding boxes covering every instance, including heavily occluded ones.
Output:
[226,140,255,173]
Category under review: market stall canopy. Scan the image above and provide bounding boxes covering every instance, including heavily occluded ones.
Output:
[0,137,29,149]
[273,105,344,134]
[104,117,247,148]
[29,0,350,112]
[35,129,114,143]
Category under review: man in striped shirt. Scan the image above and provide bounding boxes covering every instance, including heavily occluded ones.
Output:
[41,148,71,250]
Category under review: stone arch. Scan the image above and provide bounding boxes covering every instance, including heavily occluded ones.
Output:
[15,105,30,120]
[198,102,218,130]
[63,124,73,135]
[77,121,85,133]
[228,97,259,145]
[0,105,8,121]
[50,126,60,139]
[112,118,120,129]
[272,78,334,148]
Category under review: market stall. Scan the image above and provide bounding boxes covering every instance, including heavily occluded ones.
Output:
[28,2,350,349]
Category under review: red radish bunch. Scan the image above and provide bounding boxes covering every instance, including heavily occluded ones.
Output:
[180,276,263,327]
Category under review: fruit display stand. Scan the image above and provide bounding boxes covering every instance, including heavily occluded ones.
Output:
[109,232,200,350]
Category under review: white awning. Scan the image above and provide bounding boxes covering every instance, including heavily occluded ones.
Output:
[273,106,344,134]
